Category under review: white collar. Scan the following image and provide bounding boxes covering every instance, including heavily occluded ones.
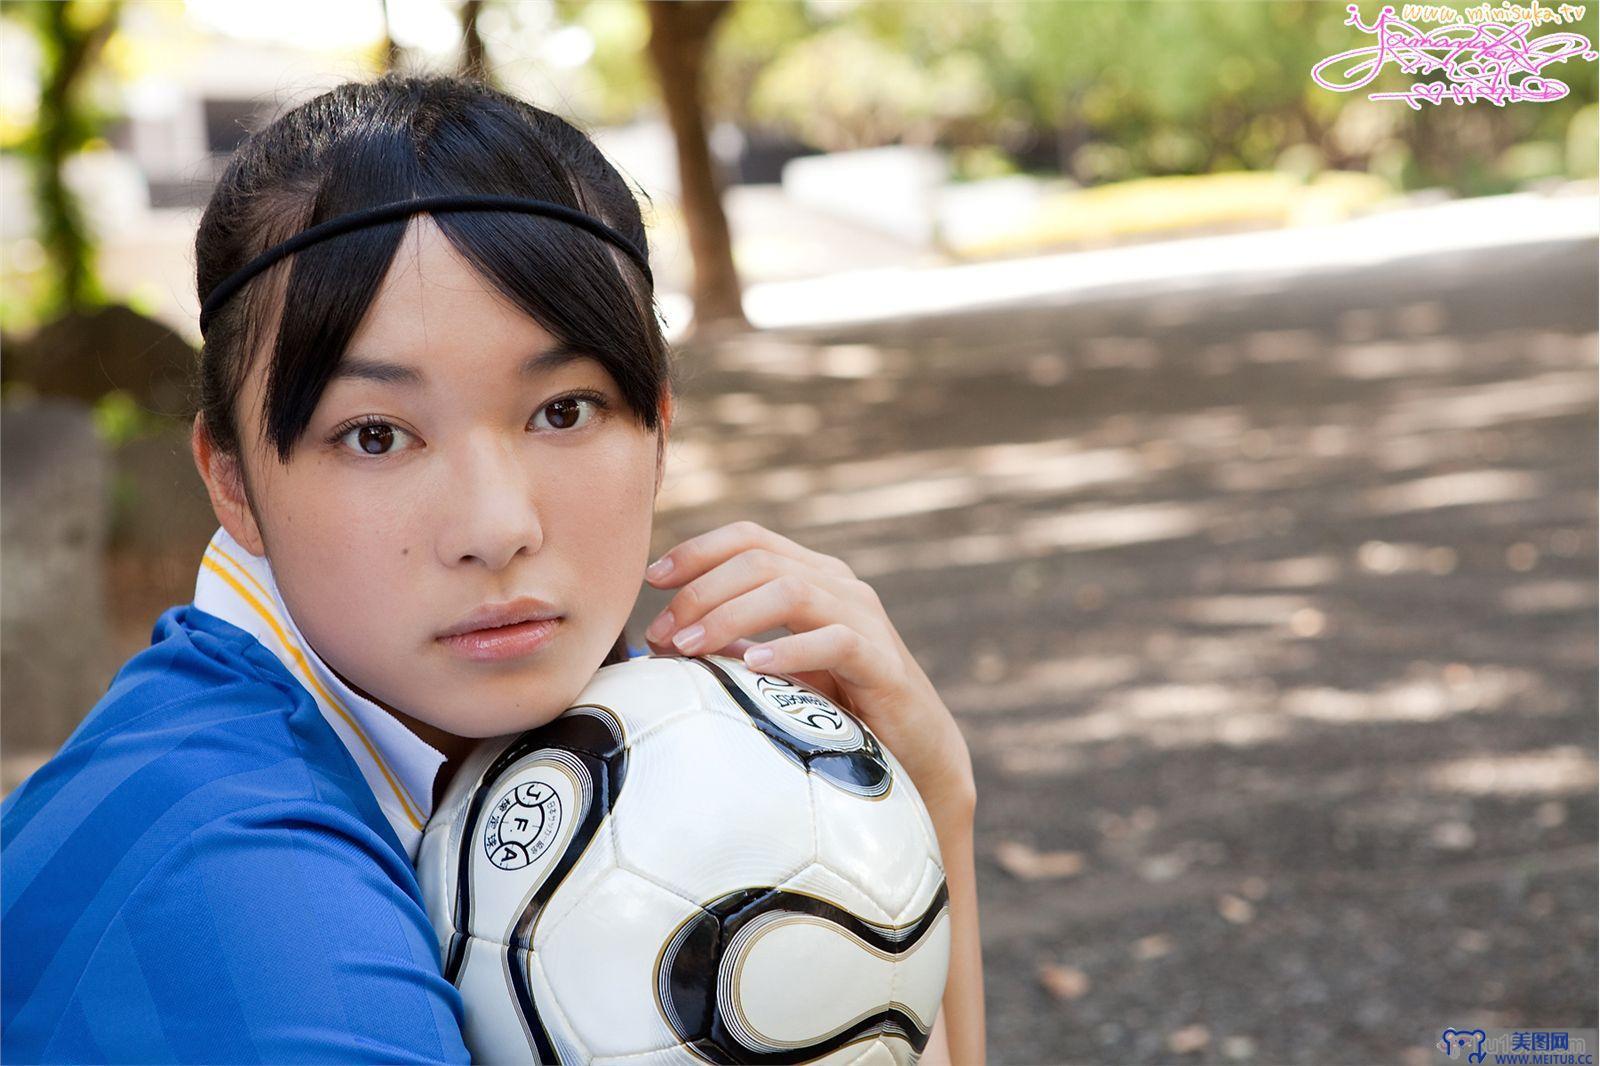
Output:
[192,525,446,864]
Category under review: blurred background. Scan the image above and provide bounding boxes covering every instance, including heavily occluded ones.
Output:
[1,1,1595,1062]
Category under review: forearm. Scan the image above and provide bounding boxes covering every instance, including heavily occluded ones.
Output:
[927,799,986,1065]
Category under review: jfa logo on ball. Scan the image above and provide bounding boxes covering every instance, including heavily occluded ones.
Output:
[483,780,563,871]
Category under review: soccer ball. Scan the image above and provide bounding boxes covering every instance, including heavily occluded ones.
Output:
[416,652,951,1065]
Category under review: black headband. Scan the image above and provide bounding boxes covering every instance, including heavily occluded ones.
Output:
[197,193,653,336]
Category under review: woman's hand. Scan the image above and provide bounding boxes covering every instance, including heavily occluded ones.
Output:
[641,520,976,819]
[643,520,989,1065]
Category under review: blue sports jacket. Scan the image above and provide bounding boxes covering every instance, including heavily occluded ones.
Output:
[1,603,474,1063]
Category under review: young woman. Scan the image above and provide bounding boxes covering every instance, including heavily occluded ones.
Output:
[1,73,984,1064]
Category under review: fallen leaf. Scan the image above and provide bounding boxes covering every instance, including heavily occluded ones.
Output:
[1168,1025,1211,1054]
[1218,894,1256,924]
[1133,933,1174,960]
[1037,963,1090,1001]
[994,840,1084,881]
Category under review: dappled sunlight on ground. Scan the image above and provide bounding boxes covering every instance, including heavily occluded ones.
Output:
[640,232,1597,1064]
[1421,747,1597,797]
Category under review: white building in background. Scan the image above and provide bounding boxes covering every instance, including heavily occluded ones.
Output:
[1,0,651,339]
[88,0,645,213]
[2,0,957,342]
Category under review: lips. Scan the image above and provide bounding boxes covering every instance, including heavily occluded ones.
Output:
[437,597,562,639]
[436,616,562,663]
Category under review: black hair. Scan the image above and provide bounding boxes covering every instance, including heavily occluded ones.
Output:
[191,72,672,667]
[193,72,670,460]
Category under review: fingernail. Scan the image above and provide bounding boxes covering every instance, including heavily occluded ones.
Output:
[672,624,704,652]
[646,557,674,580]
[744,645,773,667]
[644,610,674,642]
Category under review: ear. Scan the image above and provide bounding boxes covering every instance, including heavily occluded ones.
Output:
[190,412,267,557]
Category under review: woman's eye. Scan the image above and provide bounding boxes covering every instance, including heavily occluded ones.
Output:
[532,395,603,432]
[335,421,415,456]
[332,393,605,458]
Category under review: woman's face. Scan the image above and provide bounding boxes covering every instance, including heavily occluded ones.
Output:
[197,217,667,755]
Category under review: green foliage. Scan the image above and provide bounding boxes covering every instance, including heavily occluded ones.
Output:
[748,23,997,149]
[91,388,170,448]
[1568,104,1599,179]
[3,0,121,321]
[951,144,1019,183]
[562,0,656,124]
[631,0,1597,196]
[720,0,1014,147]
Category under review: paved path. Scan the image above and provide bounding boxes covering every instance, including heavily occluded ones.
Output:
[643,229,1598,1064]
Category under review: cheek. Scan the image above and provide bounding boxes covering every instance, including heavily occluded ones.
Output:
[263,468,416,599]
[280,453,430,536]
[561,438,658,606]
[557,455,655,571]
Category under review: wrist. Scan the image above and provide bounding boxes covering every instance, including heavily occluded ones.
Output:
[920,726,977,828]
[925,780,976,836]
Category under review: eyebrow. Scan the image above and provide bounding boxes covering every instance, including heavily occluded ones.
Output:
[328,342,594,387]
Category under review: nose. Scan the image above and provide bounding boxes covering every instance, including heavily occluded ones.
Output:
[435,428,543,570]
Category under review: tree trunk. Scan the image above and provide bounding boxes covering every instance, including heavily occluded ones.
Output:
[644,0,749,337]
[379,0,402,72]
[460,0,489,82]
[31,0,120,316]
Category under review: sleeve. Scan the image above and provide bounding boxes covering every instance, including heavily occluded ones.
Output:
[87,799,473,1064]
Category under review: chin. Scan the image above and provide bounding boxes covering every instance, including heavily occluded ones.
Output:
[427,639,614,737]
[448,696,578,741]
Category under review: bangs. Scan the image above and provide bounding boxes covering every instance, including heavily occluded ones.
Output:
[205,75,667,464]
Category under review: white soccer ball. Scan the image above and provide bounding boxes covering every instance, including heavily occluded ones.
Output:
[417,652,951,1066]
